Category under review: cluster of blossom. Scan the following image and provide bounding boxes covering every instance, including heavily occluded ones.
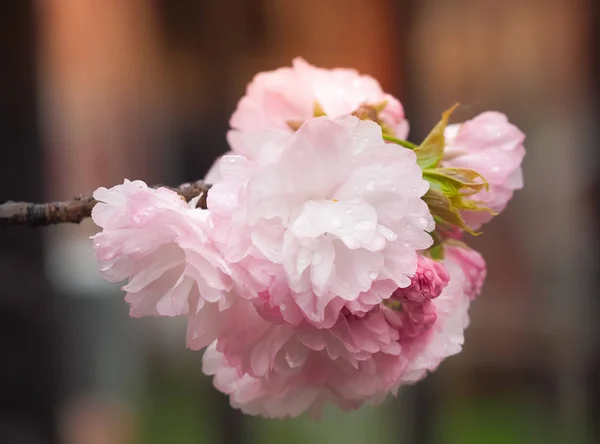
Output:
[91,58,525,418]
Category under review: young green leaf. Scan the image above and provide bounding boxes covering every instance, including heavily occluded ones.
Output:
[382,133,417,150]
[414,103,459,169]
[421,188,481,236]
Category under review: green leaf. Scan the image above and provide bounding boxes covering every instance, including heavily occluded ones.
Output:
[414,103,459,169]
[425,167,489,193]
[427,244,445,260]
[423,168,489,201]
[423,167,496,221]
[425,230,446,260]
[422,188,481,236]
[382,133,417,150]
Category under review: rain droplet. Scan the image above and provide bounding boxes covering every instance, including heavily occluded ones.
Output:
[403,243,410,248]
[419,217,428,226]
[331,217,343,228]
[368,272,378,280]
[366,181,377,191]
[389,233,399,241]
[346,208,353,214]
[380,228,398,241]
[491,166,500,173]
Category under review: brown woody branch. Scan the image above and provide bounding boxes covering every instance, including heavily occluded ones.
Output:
[0,180,210,228]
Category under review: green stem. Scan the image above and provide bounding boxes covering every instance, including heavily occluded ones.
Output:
[382,133,417,150]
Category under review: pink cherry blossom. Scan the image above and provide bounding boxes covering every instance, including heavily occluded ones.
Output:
[91,180,233,349]
[207,116,434,327]
[206,58,410,182]
[444,244,486,300]
[399,260,470,383]
[202,300,407,419]
[202,256,468,418]
[393,255,450,304]
[230,57,409,137]
[443,112,525,229]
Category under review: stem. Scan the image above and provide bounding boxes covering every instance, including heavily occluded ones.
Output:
[382,133,417,150]
[0,180,211,228]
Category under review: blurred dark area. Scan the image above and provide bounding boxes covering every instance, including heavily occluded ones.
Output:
[0,2,55,444]
[0,1,598,443]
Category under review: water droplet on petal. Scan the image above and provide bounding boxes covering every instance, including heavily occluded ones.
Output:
[404,242,410,248]
[419,217,428,226]
[379,226,398,241]
[368,272,377,280]
[491,166,500,173]
[366,181,377,191]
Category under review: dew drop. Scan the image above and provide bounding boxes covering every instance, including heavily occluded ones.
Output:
[380,227,398,241]
[366,181,377,191]
[419,217,428,226]
[403,242,410,248]
[491,166,500,173]
[368,272,378,280]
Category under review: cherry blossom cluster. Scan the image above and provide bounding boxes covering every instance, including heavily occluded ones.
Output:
[91,58,525,418]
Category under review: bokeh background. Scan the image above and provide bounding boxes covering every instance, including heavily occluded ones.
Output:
[0,1,598,443]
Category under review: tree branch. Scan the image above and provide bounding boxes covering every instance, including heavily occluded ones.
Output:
[0,180,210,228]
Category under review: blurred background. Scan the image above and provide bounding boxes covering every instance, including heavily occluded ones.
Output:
[0,0,598,443]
